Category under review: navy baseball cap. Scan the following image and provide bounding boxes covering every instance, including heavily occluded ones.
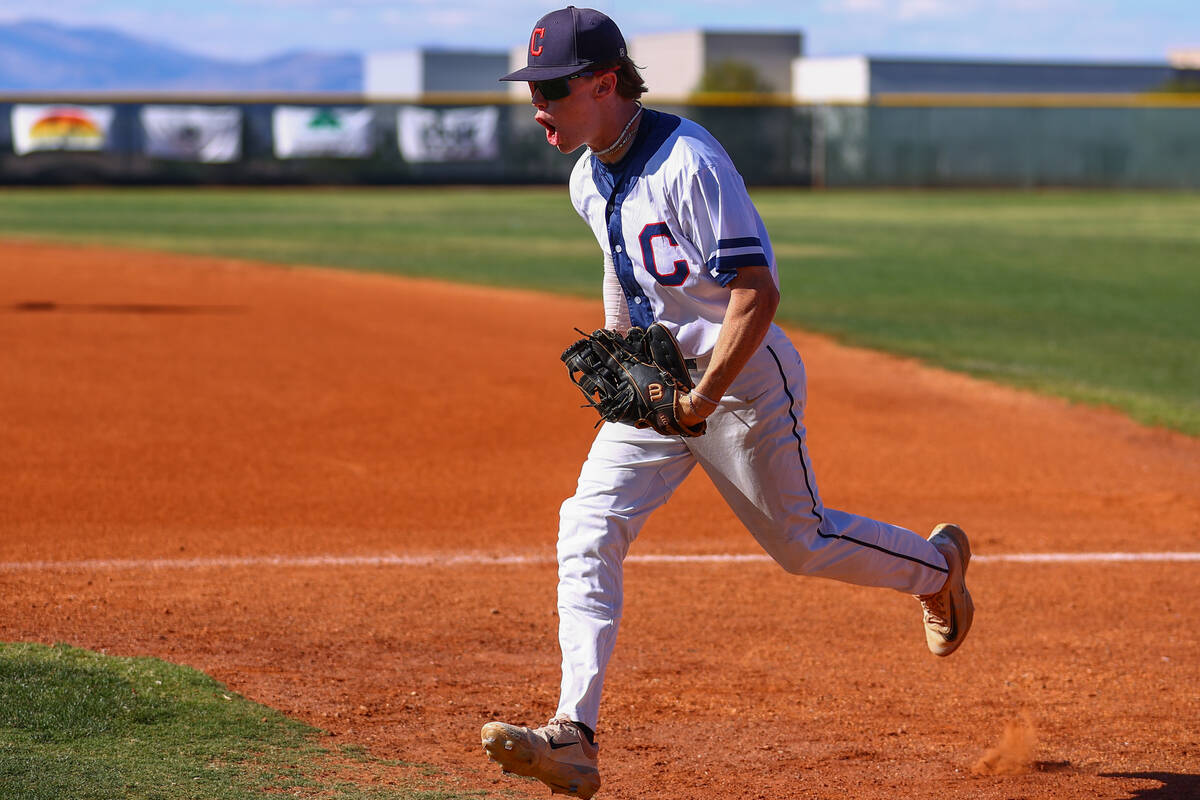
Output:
[500,6,627,82]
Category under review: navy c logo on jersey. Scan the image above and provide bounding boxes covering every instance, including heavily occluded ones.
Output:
[638,222,689,286]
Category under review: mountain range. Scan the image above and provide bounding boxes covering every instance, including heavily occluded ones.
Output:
[0,20,362,93]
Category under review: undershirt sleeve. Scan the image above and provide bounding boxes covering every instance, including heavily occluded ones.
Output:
[602,250,630,332]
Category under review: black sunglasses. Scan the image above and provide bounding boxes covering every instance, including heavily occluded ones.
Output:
[530,68,616,101]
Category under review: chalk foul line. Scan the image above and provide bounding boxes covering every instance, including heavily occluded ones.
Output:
[1,551,1199,573]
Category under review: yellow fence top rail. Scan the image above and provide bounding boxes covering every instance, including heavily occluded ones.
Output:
[2,91,1200,108]
[873,92,1200,108]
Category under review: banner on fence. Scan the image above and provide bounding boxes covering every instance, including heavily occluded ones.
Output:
[272,106,373,159]
[12,105,115,155]
[398,106,500,163]
[141,105,242,163]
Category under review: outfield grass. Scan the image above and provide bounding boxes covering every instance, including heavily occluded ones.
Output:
[0,642,486,800]
[0,187,1196,434]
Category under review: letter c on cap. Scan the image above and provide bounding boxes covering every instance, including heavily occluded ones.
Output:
[530,27,546,57]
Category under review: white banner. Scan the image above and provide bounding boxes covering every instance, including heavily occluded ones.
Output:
[398,106,500,163]
[272,106,373,159]
[12,105,115,155]
[141,105,242,163]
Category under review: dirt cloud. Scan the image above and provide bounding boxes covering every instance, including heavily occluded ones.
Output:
[973,712,1038,776]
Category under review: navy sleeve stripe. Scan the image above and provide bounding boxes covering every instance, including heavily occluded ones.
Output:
[713,269,741,288]
[717,236,762,250]
[707,253,768,274]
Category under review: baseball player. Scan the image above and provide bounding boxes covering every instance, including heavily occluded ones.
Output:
[481,7,974,798]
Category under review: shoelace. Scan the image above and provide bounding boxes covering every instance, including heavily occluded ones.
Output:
[919,592,948,626]
[545,718,578,737]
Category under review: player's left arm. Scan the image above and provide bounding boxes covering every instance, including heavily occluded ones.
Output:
[676,265,779,426]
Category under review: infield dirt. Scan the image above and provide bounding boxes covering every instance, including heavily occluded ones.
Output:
[2,240,1198,799]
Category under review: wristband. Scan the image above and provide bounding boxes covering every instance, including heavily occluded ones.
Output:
[691,389,720,408]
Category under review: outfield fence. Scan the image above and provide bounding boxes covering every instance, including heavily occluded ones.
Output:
[1,94,1198,188]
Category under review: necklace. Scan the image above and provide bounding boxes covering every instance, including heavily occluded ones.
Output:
[590,103,644,158]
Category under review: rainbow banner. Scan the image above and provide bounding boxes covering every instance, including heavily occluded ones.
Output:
[141,105,242,163]
[272,106,374,159]
[397,106,500,163]
[12,105,115,155]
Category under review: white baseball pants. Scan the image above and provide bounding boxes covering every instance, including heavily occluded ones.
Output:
[554,325,949,730]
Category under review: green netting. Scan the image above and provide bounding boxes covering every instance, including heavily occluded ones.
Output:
[1,100,1197,187]
[818,105,1200,188]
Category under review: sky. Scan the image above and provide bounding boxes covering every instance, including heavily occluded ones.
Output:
[1,0,1197,64]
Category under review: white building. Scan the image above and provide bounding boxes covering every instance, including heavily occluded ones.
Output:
[506,30,804,101]
[365,50,510,99]
[793,56,1188,103]
[635,30,803,100]
[1169,49,1200,69]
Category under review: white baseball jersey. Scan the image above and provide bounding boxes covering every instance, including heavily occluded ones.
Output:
[569,109,777,359]
[553,109,952,732]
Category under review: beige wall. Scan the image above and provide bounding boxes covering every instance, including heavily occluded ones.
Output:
[1168,48,1200,69]
[631,30,706,100]
[364,51,423,99]
[792,56,871,103]
[507,45,530,100]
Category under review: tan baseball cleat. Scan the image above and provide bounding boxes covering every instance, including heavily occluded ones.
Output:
[916,523,975,657]
[481,716,601,798]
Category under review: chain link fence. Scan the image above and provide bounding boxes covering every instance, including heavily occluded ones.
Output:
[0,97,1197,187]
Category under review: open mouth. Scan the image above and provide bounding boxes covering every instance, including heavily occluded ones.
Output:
[536,115,559,147]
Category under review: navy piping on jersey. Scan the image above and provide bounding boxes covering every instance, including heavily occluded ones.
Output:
[766,345,949,577]
[708,253,767,281]
[708,237,766,286]
[590,108,682,330]
[718,236,761,249]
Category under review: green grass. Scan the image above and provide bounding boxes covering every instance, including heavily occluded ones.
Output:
[0,187,1196,434]
[0,187,598,292]
[0,642,487,800]
[754,190,1200,435]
